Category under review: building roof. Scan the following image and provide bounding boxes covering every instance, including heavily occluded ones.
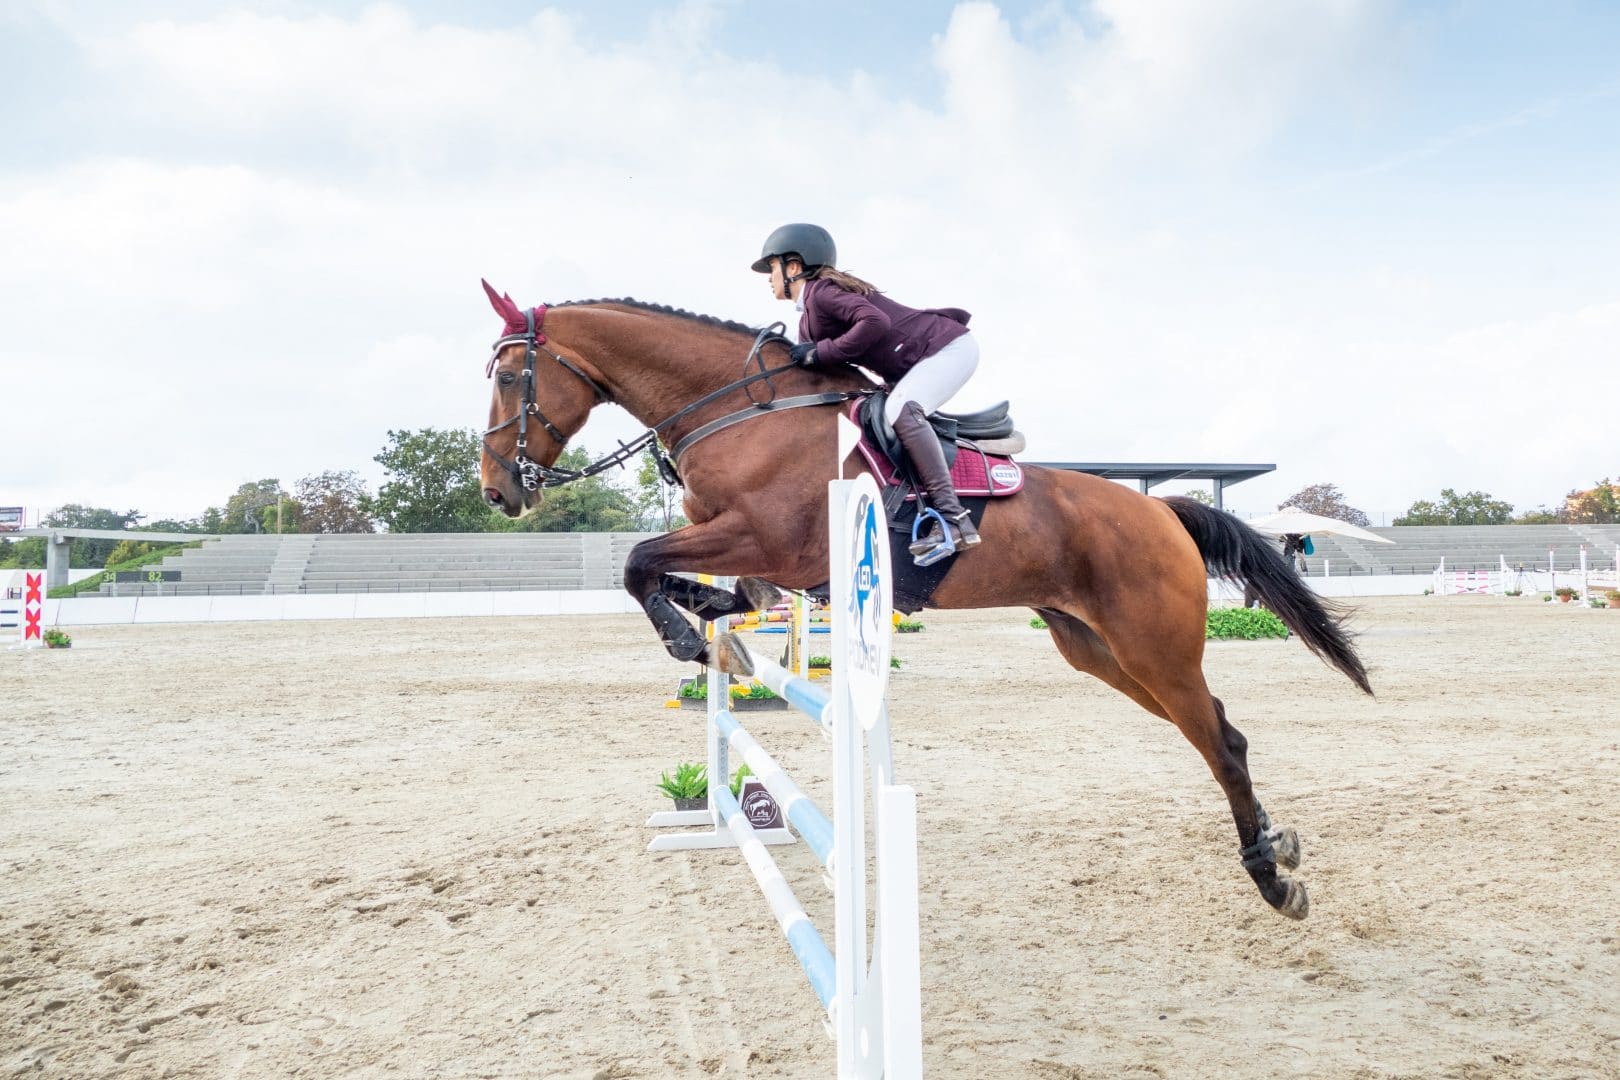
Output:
[1025,462,1276,487]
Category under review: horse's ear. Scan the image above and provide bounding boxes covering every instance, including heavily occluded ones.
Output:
[481,278,519,322]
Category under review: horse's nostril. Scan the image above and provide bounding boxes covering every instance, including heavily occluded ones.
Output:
[484,487,503,505]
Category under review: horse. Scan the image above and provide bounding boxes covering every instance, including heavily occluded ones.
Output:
[476,285,1372,921]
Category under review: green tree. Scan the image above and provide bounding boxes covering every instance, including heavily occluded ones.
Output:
[219,480,288,534]
[510,447,641,532]
[195,506,226,533]
[367,427,496,533]
[42,504,145,567]
[295,470,376,534]
[0,537,45,568]
[632,446,689,532]
[1563,478,1620,524]
[147,518,208,534]
[1277,483,1370,527]
[1394,488,1514,526]
[1513,506,1564,525]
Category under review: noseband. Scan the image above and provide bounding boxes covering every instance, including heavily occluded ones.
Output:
[483,305,612,491]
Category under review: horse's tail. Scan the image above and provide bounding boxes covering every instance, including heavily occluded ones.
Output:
[1161,496,1372,696]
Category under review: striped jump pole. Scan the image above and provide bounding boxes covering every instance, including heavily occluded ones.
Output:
[646,474,922,1079]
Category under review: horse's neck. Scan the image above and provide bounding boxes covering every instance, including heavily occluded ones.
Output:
[570,309,840,444]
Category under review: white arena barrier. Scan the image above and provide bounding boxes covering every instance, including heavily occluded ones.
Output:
[646,475,922,1079]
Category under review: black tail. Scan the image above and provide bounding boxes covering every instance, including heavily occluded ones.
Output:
[1162,496,1372,696]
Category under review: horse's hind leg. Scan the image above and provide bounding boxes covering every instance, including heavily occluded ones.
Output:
[657,574,783,620]
[1041,608,1308,919]
[1216,698,1302,872]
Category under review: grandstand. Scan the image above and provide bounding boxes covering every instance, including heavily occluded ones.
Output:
[89,522,1620,596]
[99,532,660,596]
[1297,523,1620,575]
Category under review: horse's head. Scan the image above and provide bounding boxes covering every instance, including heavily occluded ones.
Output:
[478,280,611,516]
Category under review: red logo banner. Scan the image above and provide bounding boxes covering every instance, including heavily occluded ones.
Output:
[23,572,44,641]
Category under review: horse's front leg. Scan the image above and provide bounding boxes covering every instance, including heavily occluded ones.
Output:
[622,520,777,675]
[656,574,784,621]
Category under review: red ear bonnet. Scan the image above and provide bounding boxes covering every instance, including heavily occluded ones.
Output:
[481,279,549,376]
[482,278,527,334]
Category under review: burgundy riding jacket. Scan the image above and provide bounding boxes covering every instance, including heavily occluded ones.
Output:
[798,280,971,382]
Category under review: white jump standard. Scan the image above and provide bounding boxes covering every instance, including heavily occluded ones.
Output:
[645,475,923,1079]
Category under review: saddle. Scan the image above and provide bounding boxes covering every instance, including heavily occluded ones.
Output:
[852,391,1026,504]
[835,391,1027,613]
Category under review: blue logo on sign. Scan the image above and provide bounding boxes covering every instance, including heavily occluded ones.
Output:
[849,497,882,661]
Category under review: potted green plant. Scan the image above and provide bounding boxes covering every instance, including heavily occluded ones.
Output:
[657,762,708,811]
[1607,589,1620,609]
[43,628,72,649]
[1554,586,1577,603]
[675,677,784,711]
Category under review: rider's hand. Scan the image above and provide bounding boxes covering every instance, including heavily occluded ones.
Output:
[789,342,817,367]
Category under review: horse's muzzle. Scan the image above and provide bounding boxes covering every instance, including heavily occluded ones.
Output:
[484,487,523,517]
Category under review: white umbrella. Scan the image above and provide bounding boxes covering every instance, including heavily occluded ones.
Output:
[1245,507,1395,545]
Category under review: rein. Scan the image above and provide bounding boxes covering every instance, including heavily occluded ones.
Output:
[484,314,862,491]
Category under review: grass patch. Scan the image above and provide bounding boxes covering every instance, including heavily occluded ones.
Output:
[1206,606,1289,641]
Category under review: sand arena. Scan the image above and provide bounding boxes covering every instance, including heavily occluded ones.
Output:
[3,597,1618,1078]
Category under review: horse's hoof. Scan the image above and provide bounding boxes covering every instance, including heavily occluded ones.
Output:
[1269,825,1302,871]
[707,632,755,677]
[1276,878,1310,920]
[737,577,785,613]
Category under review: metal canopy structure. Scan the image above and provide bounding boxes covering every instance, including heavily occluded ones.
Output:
[1025,462,1276,510]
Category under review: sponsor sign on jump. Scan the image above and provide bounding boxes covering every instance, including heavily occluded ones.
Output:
[838,473,893,730]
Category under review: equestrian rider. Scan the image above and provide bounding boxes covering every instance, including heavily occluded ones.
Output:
[753,223,982,563]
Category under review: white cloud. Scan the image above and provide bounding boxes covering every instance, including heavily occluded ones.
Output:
[1,1,1613,527]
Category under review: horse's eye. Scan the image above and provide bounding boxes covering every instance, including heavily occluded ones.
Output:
[498,371,516,387]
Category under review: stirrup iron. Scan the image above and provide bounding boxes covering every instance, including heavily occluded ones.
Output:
[909,507,957,567]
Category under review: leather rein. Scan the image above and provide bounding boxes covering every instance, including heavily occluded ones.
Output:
[482,309,860,492]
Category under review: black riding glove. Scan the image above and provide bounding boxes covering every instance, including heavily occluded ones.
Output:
[789,342,818,367]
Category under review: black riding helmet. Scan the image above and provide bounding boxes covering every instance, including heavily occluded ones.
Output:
[751,223,837,274]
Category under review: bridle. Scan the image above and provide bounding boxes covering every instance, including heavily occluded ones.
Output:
[482,305,614,491]
[483,305,862,494]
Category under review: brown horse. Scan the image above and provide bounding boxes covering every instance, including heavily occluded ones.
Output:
[477,289,1372,921]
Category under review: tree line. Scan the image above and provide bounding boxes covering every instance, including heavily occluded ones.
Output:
[1277,479,1620,527]
[0,428,688,569]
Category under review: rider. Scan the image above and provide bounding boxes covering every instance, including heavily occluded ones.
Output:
[753,222,982,563]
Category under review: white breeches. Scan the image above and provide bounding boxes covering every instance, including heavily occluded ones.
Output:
[882,333,980,425]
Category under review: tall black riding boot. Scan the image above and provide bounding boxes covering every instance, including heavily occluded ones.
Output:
[893,400,980,561]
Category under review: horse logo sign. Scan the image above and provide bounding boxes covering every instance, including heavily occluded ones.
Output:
[838,474,892,730]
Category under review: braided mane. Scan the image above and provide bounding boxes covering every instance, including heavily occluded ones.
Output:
[551,298,764,339]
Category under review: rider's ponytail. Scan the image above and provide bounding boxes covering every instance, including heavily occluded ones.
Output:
[808,266,879,296]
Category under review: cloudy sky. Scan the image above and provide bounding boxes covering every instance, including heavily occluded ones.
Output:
[3,0,1617,526]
